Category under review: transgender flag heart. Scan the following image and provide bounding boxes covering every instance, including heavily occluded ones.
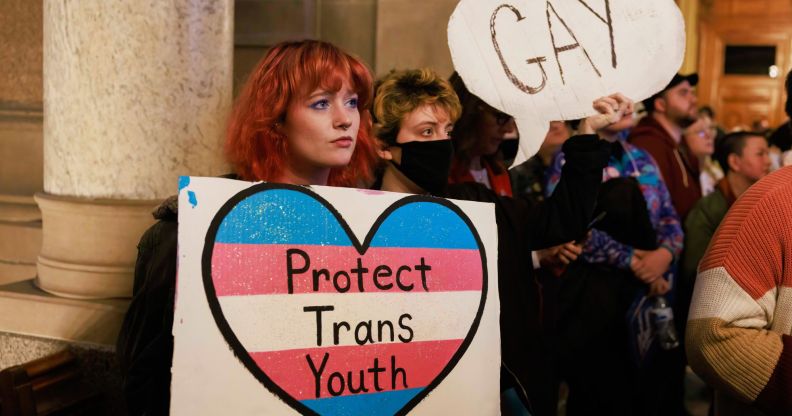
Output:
[202,184,487,416]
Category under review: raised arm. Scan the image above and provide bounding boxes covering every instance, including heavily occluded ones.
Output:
[525,94,634,248]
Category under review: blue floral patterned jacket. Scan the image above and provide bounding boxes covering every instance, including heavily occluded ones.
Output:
[546,139,683,277]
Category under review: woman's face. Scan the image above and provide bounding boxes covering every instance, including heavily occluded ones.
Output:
[281,80,360,182]
[684,115,715,157]
[386,104,453,163]
[381,103,455,194]
[472,104,515,157]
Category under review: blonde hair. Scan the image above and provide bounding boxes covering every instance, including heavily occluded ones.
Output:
[373,68,461,145]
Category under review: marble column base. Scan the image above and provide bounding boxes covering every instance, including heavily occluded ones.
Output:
[0,194,42,285]
[0,279,128,346]
[34,192,158,299]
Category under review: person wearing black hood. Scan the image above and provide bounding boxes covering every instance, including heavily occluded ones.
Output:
[372,68,630,415]
[508,121,573,206]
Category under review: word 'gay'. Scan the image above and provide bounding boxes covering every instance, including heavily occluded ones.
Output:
[491,0,617,94]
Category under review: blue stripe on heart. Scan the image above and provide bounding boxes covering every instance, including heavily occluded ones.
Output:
[300,387,423,416]
[215,189,352,246]
[369,202,478,250]
[215,190,478,250]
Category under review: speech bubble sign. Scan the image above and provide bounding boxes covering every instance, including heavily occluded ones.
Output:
[448,0,685,166]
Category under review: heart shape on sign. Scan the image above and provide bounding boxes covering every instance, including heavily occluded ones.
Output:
[202,183,487,416]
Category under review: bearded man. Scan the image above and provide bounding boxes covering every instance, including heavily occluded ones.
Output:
[630,73,701,220]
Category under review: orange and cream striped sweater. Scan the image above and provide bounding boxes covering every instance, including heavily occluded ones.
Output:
[687,166,792,416]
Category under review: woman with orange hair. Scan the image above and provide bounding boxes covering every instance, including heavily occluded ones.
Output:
[117,40,377,415]
[225,40,377,187]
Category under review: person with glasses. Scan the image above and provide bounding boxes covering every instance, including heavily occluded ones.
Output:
[447,71,518,197]
[683,112,723,196]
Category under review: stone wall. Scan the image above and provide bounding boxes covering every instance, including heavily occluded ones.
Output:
[232,0,460,87]
[0,0,43,196]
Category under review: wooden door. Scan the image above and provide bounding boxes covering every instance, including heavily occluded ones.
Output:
[698,0,792,131]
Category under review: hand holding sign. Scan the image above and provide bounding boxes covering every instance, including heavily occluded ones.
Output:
[448,0,685,165]
[578,93,635,136]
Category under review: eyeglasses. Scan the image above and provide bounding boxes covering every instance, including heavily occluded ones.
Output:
[477,104,514,126]
[493,111,513,127]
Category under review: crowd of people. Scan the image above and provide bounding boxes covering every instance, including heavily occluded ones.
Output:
[117,40,792,416]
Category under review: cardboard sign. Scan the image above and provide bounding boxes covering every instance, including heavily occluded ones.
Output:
[448,0,686,165]
[171,177,500,415]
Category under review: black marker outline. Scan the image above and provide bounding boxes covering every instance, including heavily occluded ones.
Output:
[490,4,548,95]
[546,1,602,84]
[577,0,617,68]
[201,183,488,416]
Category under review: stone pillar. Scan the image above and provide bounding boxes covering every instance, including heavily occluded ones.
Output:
[39,0,233,298]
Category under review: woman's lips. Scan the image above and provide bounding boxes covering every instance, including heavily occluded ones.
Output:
[332,136,353,148]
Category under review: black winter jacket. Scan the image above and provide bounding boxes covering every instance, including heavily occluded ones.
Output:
[117,196,178,416]
[443,134,610,415]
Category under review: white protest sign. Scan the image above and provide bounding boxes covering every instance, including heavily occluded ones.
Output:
[448,0,686,165]
[171,177,500,415]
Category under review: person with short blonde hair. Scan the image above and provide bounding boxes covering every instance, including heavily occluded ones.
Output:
[373,68,461,147]
[373,67,631,415]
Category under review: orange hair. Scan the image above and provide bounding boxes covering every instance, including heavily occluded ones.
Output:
[225,40,377,187]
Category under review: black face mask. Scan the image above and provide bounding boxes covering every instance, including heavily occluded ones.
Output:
[499,139,519,162]
[391,140,454,194]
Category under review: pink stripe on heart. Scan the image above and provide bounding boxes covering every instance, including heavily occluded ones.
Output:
[211,244,483,296]
[249,339,463,400]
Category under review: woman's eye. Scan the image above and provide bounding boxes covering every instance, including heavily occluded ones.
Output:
[346,97,359,108]
[310,99,330,110]
[422,128,433,136]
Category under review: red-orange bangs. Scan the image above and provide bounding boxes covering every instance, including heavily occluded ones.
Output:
[225,40,376,187]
